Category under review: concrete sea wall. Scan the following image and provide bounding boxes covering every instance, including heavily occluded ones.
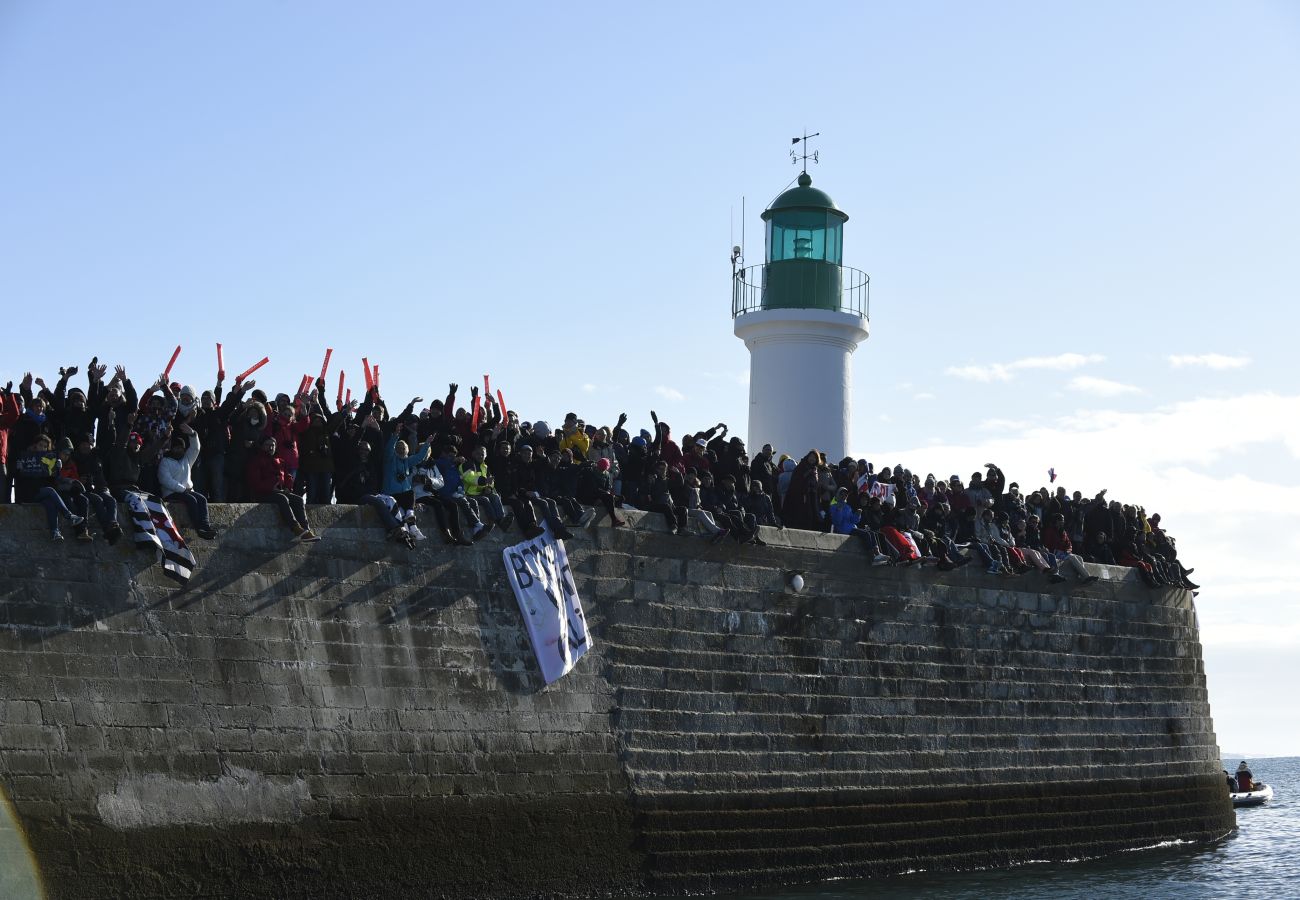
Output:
[0,503,1234,898]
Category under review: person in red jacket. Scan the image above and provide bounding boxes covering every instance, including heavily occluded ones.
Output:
[245,436,319,542]
[264,393,311,488]
[0,385,22,503]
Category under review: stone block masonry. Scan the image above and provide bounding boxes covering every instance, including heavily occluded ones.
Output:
[0,503,1234,898]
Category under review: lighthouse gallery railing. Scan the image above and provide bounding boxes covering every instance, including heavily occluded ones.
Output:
[731,263,870,319]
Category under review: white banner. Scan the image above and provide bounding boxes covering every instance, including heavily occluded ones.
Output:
[866,481,895,502]
[502,524,592,684]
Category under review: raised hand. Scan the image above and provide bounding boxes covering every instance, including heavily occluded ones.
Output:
[411,396,424,406]
[448,383,458,394]
[470,385,479,399]
[34,376,47,390]
[114,365,126,381]
[21,373,33,392]
[64,365,79,378]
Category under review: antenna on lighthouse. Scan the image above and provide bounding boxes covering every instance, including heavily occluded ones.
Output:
[790,131,820,174]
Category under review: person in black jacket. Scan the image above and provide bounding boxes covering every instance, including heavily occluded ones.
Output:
[13,435,84,540]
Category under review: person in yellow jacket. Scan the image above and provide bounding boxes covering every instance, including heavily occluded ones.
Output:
[460,444,513,532]
[558,412,590,459]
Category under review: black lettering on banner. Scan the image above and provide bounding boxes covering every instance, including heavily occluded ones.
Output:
[508,552,534,590]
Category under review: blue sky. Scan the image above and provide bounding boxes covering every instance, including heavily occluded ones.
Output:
[2,1,1298,754]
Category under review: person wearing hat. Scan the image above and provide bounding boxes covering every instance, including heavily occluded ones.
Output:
[159,422,217,541]
[558,413,590,459]
[510,443,573,540]
[620,434,650,508]
[1236,761,1255,793]
[12,434,85,540]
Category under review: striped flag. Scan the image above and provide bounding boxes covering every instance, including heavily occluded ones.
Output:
[123,491,197,584]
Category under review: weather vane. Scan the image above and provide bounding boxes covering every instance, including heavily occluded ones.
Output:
[790,131,820,173]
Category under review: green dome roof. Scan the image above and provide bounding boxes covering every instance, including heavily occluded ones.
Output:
[762,172,848,221]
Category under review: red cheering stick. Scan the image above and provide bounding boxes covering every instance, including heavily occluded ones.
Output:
[336,370,346,408]
[297,374,311,398]
[496,388,507,420]
[372,365,380,390]
[362,357,373,391]
[471,393,482,432]
[234,356,269,383]
[319,348,333,383]
[163,345,182,380]
[345,388,352,406]
[484,374,491,396]
[216,342,224,376]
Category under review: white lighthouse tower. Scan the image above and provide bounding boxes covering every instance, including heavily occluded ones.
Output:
[732,167,870,461]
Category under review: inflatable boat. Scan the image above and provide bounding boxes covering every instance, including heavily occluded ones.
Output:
[1230,783,1273,807]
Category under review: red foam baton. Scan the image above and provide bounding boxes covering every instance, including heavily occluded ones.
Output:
[373,365,380,390]
[297,374,311,398]
[471,393,482,432]
[216,342,224,374]
[362,357,373,390]
[319,348,333,383]
[496,388,507,420]
[336,370,345,408]
[234,356,269,383]
[163,345,182,380]
[345,388,352,406]
[484,374,491,396]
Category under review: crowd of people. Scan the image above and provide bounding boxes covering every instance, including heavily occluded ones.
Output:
[0,358,1197,591]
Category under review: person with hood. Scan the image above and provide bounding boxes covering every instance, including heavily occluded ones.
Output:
[780,450,822,531]
[246,436,319,542]
[265,391,311,489]
[159,422,217,540]
[224,392,266,502]
[776,456,795,507]
[830,487,889,564]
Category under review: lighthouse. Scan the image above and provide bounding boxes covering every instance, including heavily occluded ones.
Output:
[732,169,870,461]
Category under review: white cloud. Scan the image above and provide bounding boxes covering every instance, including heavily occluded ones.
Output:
[945,353,1105,383]
[1167,353,1251,370]
[580,383,597,394]
[653,385,684,402]
[1067,376,1140,396]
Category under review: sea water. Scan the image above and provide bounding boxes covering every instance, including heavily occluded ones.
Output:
[663,756,1297,900]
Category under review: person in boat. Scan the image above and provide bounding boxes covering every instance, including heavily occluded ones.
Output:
[1236,761,1255,792]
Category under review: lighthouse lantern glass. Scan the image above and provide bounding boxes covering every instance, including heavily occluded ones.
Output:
[766,211,843,266]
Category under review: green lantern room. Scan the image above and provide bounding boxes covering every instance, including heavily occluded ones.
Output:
[759,171,848,312]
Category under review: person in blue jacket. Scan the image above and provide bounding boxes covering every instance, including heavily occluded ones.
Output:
[830,487,889,565]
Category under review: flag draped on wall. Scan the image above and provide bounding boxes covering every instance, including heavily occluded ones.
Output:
[501,525,591,684]
[122,491,197,584]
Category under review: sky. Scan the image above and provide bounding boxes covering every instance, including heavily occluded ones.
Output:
[1,1,1298,755]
